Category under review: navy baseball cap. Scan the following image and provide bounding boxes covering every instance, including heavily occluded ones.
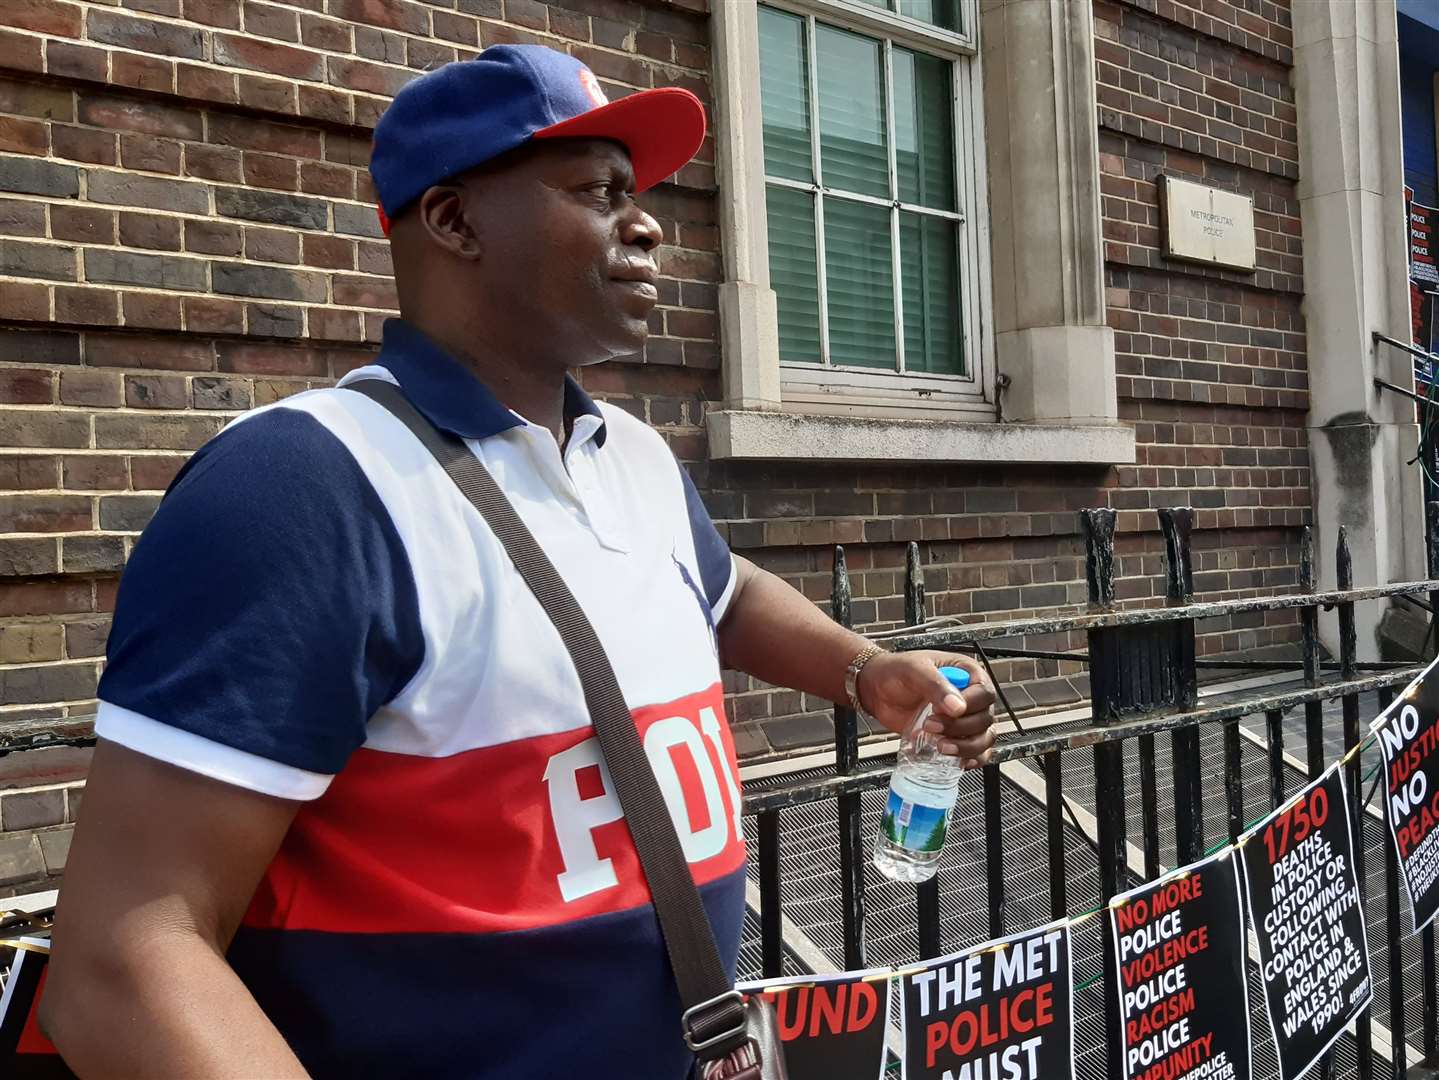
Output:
[370,44,706,235]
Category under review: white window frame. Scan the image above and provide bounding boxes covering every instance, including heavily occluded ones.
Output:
[755,0,993,420]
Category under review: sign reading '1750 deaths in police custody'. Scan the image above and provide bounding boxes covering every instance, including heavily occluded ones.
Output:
[900,921,1073,1080]
[1240,765,1371,1080]
[1372,655,1439,933]
[1108,850,1252,1080]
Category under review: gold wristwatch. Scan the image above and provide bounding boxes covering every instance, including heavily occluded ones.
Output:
[844,643,883,717]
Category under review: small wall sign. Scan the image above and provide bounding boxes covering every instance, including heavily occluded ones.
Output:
[1160,175,1257,272]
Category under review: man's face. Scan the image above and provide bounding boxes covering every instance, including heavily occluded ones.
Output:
[455,139,664,365]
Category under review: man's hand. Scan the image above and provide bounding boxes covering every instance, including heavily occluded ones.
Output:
[855,650,998,768]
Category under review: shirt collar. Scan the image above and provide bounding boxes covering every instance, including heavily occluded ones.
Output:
[375,318,607,448]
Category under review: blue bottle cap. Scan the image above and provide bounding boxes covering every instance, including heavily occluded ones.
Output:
[940,666,971,691]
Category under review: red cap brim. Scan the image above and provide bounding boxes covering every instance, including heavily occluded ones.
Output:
[531,86,706,193]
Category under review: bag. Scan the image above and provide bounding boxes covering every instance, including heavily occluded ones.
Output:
[345,380,785,1080]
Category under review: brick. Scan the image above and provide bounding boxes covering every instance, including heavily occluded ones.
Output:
[308,307,362,342]
[329,0,429,35]
[61,453,127,489]
[118,211,182,251]
[0,833,45,887]
[299,161,354,200]
[0,368,54,404]
[84,249,208,292]
[183,295,245,334]
[214,187,327,229]
[0,116,46,156]
[207,114,321,159]
[457,0,502,14]
[243,1,300,40]
[333,274,396,309]
[433,10,479,44]
[184,143,243,182]
[77,93,202,140]
[94,413,218,450]
[216,341,327,376]
[51,205,115,244]
[128,0,183,16]
[62,534,126,571]
[184,219,242,256]
[59,370,121,407]
[301,13,352,50]
[86,332,213,371]
[334,202,384,238]
[0,280,48,322]
[356,241,391,275]
[192,376,250,410]
[122,291,184,330]
[0,579,94,619]
[214,33,325,80]
[297,233,352,271]
[243,152,298,192]
[47,41,108,81]
[212,262,327,302]
[355,26,406,64]
[111,52,175,94]
[183,0,241,28]
[0,537,58,576]
[237,74,298,114]
[0,198,45,238]
[54,286,120,325]
[52,124,116,165]
[7,0,83,36]
[0,155,78,198]
[87,9,205,59]
[246,302,304,336]
[327,56,416,98]
[0,29,44,75]
[0,329,80,365]
[1,664,98,708]
[125,374,187,409]
[2,239,76,284]
[298,85,352,126]
[64,617,111,658]
[129,453,185,489]
[177,63,239,105]
[39,826,74,874]
[98,493,162,531]
[120,132,183,174]
[0,625,63,664]
[86,171,208,214]
[0,454,54,493]
[0,494,91,533]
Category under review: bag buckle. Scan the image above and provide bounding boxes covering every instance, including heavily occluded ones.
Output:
[682,990,748,1055]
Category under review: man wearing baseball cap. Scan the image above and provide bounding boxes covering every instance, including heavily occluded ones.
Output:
[42,46,997,1078]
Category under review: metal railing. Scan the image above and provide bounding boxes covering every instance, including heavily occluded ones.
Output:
[741,507,1439,1080]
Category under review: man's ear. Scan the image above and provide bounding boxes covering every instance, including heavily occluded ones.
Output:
[417,183,482,260]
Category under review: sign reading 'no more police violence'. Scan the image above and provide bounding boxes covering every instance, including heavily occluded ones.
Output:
[900,921,1074,1080]
[1372,656,1439,934]
[1240,766,1371,1080]
[1108,851,1252,1080]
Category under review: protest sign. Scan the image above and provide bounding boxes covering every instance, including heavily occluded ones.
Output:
[1372,655,1439,933]
[1108,850,1252,1080]
[1240,765,1371,1080]
[900,921,1073,1080]
[737,970,891,1080]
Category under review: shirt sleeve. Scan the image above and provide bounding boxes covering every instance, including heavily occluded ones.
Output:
[675,461,737,624]
[95,406,425,800]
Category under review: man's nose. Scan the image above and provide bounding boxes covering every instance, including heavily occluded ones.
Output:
[621,205,663,252]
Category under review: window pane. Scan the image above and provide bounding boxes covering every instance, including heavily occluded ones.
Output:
[825,197,895,368]
[758,6,812,183]
[894,49,955,211]
[816,25,888,198]
[898,0,960,31]
[900,212,964,375]
[766,185,822,364]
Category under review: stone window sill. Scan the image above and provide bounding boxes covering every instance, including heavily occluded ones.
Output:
[705,410,1137,465]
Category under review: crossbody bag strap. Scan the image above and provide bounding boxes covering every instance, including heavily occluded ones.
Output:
[344,379,748,1060]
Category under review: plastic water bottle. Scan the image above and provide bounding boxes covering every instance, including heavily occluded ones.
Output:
[873,666,971,883]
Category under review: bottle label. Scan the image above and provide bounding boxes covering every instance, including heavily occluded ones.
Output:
[881,788,947,853]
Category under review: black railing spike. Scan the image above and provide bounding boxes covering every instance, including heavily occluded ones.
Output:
[831,545,851,629]
[1079,508,1117,608]
[1428,501,1439,580]
[905,541,925,627]
[1300,525,1315,592]
[1158,507,1195,603]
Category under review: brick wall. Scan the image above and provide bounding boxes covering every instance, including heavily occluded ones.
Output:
[0,0,1310,893]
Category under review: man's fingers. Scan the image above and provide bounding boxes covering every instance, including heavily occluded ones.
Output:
[924,709,993,738]
[938,725,997,761]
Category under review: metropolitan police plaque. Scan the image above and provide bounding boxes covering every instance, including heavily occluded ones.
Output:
[1160,175,1257,272]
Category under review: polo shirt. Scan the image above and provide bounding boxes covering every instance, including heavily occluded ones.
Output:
[93,318,747,1078]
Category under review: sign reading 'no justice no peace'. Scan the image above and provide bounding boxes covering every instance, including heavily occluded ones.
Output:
[1372,655,1439,934]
